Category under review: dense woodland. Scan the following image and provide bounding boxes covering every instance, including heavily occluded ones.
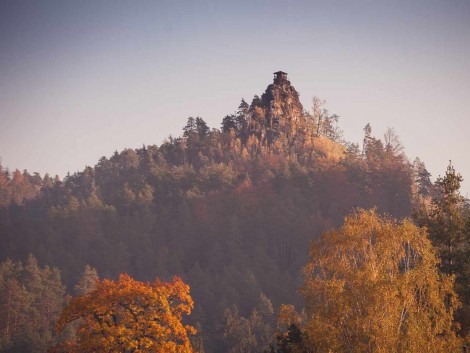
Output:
[0,75,469,352]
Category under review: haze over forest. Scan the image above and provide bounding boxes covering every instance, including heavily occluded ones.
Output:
[1,68,470,352]
[1,1,469,195]
[1,1,470,353]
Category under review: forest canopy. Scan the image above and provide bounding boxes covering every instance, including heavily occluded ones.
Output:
[0,73,468,353]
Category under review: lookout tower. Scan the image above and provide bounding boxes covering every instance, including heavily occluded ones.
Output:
[273,71,288,84]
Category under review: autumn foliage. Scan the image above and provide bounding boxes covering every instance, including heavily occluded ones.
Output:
[302,209,461,353]
[2,75,468,352]
[52,274,196,353]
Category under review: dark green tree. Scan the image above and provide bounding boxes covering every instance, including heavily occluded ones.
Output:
[183,117,197,138]
[415,162,470,334]
[222,115,238,133]
[424,162,466,274]
[196,117,210,140]
[413,157,433,201]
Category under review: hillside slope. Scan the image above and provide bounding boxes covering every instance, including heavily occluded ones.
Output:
[0,72,421,353]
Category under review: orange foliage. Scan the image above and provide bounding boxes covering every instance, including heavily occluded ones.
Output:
[53,274,196,353]
[277,304,302,330]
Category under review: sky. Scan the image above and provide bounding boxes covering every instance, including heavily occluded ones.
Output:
[1,0,470,195]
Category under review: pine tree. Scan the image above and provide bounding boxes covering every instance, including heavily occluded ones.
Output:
[426,162,466,274]
[74,265,98,296]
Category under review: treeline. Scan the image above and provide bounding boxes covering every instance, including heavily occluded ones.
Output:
[0,91,443,352]
[0,256,101,353]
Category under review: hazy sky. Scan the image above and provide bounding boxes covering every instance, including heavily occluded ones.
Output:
[1,0,470,195]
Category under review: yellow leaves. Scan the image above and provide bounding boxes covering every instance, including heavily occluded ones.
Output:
[53,274,197,353]
[313,136,345,166]
[302,209,461,353]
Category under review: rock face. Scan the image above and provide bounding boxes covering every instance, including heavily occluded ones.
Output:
[256,71,304,142]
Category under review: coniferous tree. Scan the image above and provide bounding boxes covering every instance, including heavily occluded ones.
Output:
[415,163,470,335]
[418,162,467,274]
[0,256,65,353]
[412,157,433,203]
[74,265,98,296]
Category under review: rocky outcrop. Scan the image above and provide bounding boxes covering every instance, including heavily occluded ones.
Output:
[250,71,304,142]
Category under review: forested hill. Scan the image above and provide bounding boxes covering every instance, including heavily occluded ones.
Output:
[0,72,432,353]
